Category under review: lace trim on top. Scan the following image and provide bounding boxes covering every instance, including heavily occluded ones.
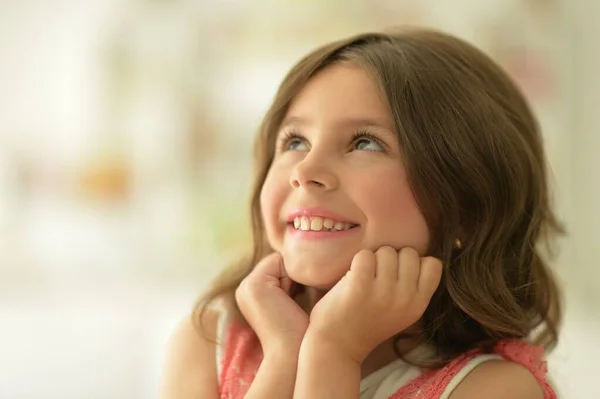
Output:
[218,319,556,399]
[219,320,262,399]
[389,340,556,398]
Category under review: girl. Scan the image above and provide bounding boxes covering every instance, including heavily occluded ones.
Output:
[160,28,563,399]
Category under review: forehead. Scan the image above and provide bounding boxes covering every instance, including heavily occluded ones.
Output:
[282,64,394,131]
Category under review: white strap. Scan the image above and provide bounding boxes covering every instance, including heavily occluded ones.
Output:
[440,354,503,399]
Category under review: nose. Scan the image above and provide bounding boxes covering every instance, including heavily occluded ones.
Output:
[289,152,338,191]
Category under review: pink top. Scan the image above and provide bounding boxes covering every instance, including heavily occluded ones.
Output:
[218,319,556,399]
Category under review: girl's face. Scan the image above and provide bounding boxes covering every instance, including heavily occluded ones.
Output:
[260,64,430,289]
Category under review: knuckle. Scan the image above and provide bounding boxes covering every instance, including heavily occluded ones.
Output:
[355,249,374,259]
[421,259,444,279]
[376,246,398,266]
[351,262,371,276]
[398,246,416,255]
[421,255,437,263]
[237,276,257,297]
[235,282,248,299]
[377,245,396,255]
[351,250,375,269]
[398,247,419,262]
[234,287,245,306]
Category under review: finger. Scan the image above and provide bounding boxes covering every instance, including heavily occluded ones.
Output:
[417,256,443,298]
[280,275,294,295]
[277,261,294,295]
[349,249,376,281]
[374,246,399,281]
[253,252,293,293]
[253,252,285,276]
[397,247,420,291]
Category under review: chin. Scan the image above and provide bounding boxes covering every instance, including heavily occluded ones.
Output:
[281,251,349,289]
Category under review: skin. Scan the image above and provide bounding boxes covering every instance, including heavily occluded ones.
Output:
[159,64,544,399]
[260,64,430,291]
[256,64,442,396]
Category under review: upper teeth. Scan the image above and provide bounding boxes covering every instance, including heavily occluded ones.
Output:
[293,216,354,231]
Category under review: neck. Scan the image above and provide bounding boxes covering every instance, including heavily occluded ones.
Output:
[295,285,327,313]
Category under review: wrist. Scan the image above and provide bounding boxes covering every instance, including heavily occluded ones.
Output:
[301,329,363,366]
[262,339,303,363]
[297,331,362,394]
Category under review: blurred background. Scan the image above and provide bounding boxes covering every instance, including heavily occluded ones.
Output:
[0,0,597,397]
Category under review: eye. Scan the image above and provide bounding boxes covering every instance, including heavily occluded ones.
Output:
[352,133,385,152]
[278,131,309,152]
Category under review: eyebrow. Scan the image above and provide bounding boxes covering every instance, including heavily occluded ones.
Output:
[280,116,395,131]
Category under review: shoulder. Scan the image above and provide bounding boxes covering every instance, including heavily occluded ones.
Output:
[168,309,220,354]
[159,310,220,399]
[448,359,544,399]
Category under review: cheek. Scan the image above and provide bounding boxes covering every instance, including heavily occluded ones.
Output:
[259,177,273,217]
[357,170,430,253]
[259,170,289,246]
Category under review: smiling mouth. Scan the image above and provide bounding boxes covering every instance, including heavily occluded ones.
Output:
[289,216,359,232]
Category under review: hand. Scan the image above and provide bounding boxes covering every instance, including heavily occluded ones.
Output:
[307,246,443,364]
[235,252,309,356]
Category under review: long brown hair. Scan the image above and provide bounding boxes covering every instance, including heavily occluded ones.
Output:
[194,27,563,367]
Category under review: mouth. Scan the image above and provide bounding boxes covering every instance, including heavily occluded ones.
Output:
[288,215,360,232]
